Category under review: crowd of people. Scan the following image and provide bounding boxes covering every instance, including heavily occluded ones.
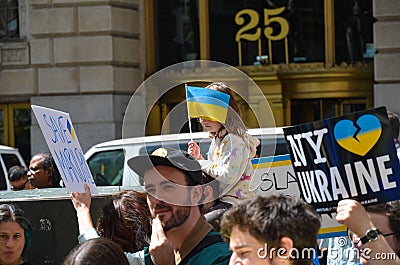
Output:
[71,144,400,265]
[3,82,400,264]
[7,153,62,191]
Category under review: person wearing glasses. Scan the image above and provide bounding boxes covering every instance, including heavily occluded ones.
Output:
[8,165,32,191]
[336,199,400,265]
[27,153,62,189]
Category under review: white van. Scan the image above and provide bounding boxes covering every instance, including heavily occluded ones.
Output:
[0,145,27,191]
[84,127,288,187]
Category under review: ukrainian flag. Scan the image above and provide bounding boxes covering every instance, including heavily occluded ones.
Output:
[186,86,230,123]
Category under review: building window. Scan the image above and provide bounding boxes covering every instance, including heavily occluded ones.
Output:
[153,0,200,71]
[0,105,6,145]
[209,0,325,66]
[290,99,366,125]
[0,0,19,39]
[334,0,374,65]
[150,0,374,70]
[0,103,30,163]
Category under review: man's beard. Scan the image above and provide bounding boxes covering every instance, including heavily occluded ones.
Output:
[162,205,191,231]
[153,201,192,231]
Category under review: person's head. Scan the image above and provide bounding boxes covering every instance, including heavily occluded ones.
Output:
[0,204,32,265]
[221,195,321,265]
[7,166,32,191]
[204,82,247,139]
[387,111,400,144]
[128,148,204,232]
[349,201,400,264]
[28,153,60,188]
[96,190,152,253]
[63,237,129,265]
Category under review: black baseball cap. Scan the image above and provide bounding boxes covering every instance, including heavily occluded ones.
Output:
[127,148,204,185]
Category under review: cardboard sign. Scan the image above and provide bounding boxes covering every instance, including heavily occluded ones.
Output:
[283,107,400,214]
[32,105,98,194]
[251,155,346,238]
[251,154,299,196]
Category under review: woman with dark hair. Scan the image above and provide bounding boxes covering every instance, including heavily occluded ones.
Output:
[0,204,34,265]
[63,237,129,265]
[71,184,151,264]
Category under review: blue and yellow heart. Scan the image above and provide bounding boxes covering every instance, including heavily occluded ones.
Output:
[334,114,382,156]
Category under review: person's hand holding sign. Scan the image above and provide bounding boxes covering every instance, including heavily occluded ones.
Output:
[71,184,94,233]
[149,217,175,265]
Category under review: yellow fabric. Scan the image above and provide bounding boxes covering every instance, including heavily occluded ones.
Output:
[187,101,228,123]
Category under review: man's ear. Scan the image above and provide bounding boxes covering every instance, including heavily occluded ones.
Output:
[203,185,214,204]
[45,168,53,180]
[190,185,203,205]
[277,237,294,261]
[45,167,52,175]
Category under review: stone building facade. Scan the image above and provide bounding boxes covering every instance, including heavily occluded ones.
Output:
[0,0,144,158]
[373,0,400,113]
[0,0,399,160]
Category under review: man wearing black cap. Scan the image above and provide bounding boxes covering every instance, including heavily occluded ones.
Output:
[128,148,231,265]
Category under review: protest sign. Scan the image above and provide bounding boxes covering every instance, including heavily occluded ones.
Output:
[32,105,98,194]
[251,155,346,238]
[251,154,299,196]
[283,106,400,214]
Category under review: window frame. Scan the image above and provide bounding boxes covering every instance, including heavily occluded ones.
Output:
[0,0,19,40]
[145,0,338,74]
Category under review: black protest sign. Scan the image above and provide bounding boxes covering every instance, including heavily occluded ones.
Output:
[283,107,400,214]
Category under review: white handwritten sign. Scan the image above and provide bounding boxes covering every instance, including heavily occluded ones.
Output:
[251,154,346,238]
[251,154,299,196]
[32,105,98,194]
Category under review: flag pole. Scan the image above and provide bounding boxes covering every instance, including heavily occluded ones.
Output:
[185,84,193,141]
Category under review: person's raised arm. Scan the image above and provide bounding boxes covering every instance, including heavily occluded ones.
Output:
[71,184,96,238]
[336,199,400,265]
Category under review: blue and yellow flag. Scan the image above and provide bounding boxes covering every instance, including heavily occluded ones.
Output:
[186,86,230,123]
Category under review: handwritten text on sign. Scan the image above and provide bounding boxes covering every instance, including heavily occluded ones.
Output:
[32,105,98,193]
[251,154,299,197]
[250,155,346,238]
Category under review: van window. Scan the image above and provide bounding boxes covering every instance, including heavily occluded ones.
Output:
[257,137,288,157]
[2,153,22,170]
[0,165,6,190]
[138,139,211,158]
[138,143,189,155]
[85,131,289,187]
[87,149,124,186]
[0,153,24,190]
